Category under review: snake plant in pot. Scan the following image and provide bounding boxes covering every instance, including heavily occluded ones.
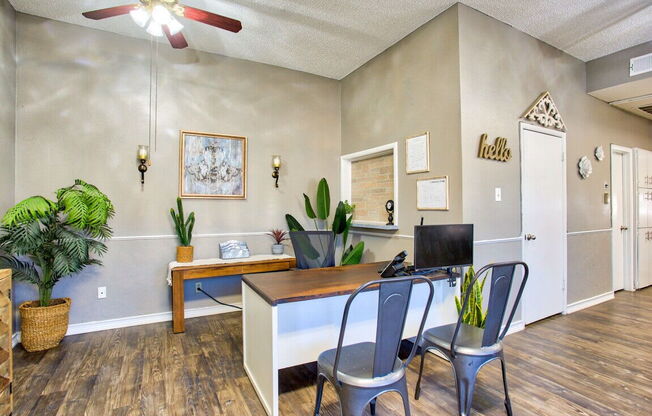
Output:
[170,197,195,263]
[455,265,489,328]
[0,180,114,352]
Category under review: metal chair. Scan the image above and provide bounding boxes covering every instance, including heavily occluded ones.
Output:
[314,275,435,416]
[290,231,336,269]
[414,261,529,416]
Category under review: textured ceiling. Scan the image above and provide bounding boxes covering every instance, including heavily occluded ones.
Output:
[8,0,652,79]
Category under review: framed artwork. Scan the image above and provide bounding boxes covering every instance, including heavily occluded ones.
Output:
[405,132,430,174]
[179,130,247,199]
[416,176,449,210]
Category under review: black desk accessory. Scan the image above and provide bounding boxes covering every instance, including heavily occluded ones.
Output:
[379,250,408,278]
[385,200,394,226]
[378,251,457,286]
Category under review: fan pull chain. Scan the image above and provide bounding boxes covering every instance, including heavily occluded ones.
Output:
[147,35,153,164]
[154,38,159,153]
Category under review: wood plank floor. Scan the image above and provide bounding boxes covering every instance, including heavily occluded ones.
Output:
[13,288,652,415]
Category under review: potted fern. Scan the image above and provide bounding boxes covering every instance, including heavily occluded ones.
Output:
[170,197,195,262]
[0,180,114,352]
[455,266,489,328]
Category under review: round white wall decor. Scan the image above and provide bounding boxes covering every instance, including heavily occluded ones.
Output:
[594,146,604,161]
[578,156,592,179]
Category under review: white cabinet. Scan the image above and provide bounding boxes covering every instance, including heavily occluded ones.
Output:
[635,149,652,188]
[637,230,652,288]
[634,148,652,289]
[639,190,648,228]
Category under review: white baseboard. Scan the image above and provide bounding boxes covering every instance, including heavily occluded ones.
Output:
[564,291,614,315]
[505,320,524,335]
[12,302,242,347]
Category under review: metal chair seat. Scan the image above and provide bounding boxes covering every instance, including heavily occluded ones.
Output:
[414,261,529,416]
[318,342,405,388]
[313,276,435,416]
[423,323,503,356]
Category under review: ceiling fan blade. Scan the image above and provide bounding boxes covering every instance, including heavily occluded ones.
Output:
[182,5,242,33]
[82,4,139,20]
[163,26,189,49]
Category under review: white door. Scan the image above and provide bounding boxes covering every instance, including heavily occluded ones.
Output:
[611,152,631,291]
[521,124,566,324]
[611,147,636,292]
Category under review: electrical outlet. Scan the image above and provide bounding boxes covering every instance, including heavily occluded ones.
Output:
[495,187,502,202]
[97,286,107,299]
[195,282,203,294]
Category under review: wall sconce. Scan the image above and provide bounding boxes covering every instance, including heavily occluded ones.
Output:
[271,155,281,188]
[137,145,149,185]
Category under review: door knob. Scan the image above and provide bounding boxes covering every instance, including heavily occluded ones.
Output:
[620,226,629,231]
[524,233,537,241]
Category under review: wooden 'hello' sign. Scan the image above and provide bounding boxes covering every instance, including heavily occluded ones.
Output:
[478,133,512,162]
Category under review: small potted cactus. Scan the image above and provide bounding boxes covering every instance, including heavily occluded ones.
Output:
[267,229,288,255]
[170,197,195,263]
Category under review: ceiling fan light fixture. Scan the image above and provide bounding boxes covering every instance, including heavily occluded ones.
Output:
[151,4,172,25]
[146,21,164,37]
[129,7,150,27]
[167,17,184,35]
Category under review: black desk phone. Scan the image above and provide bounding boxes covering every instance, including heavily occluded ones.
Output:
[379,250,458,287]
[378,250,411,278]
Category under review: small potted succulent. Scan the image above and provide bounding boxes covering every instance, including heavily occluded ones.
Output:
[267,229,288,255]
[170,197,195,263]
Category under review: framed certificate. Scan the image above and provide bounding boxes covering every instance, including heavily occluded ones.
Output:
[405,132,430,174]
[417,176,449,211]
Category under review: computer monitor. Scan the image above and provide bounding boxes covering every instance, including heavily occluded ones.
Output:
[414,224,473,270]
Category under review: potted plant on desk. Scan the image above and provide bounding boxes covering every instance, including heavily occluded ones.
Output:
[0,180,114,352]
[455,266,489,328]
[267,229,288,255]
[170,197,195,263]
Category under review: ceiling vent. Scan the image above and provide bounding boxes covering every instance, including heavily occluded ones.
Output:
[639,105,652,115]
[630,53,652,77]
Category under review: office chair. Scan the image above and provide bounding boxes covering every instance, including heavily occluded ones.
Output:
[314,275,435,416]
[414,261,529,416]
[289,231,335,269]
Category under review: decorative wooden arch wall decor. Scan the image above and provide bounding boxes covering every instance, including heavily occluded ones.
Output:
[522,91,566,132]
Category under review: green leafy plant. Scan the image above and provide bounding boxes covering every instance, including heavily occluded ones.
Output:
[455,266,489,328]
[170,197,195,247]
[0,180,114,307]
[286,178,364,265]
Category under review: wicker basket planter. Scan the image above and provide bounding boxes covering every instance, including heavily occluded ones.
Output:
[19,297,71,352]
[176,246,194,263]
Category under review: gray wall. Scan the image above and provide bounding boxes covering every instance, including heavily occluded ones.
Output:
[13,14,341,324]
[457,4,652,304]
[587,41,652,93]
[0,0,14,216]
[340,6,462,263]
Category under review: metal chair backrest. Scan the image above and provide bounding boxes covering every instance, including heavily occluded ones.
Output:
[451,261,529,356]
[289,231,335,269]
[332,276,435,383]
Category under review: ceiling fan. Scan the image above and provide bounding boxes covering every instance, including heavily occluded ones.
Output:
[82,0,242,49]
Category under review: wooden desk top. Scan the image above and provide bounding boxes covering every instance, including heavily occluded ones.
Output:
[242,262,454,306]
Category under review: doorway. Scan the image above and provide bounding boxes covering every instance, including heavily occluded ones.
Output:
[611,145,634,292]
[520,122,567,325]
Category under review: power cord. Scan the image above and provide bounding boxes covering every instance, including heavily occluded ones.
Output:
[197,287,242,310]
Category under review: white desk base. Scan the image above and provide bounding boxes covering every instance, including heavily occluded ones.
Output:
[242,281,458,416]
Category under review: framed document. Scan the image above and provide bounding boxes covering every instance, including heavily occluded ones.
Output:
[405,132,430,174]
[417,176,449,211]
